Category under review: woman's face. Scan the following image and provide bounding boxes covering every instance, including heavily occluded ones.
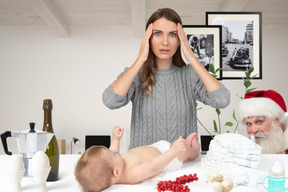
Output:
[150,17,180,66]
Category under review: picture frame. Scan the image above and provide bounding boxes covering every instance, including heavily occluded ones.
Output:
[183,25,222,80]
[206,12,262,79]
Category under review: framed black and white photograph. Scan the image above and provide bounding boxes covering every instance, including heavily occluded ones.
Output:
[206,12,262,79]
[183,25,222,79]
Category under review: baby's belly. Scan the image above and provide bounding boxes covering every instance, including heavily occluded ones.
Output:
[123,146,162,164]
[129,145,162,156]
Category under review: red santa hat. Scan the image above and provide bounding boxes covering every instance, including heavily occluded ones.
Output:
[238,90,288,126]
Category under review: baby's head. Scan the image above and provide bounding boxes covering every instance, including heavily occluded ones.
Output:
[74,146,115,192]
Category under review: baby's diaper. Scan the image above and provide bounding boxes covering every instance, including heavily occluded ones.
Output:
[150,140,183,172]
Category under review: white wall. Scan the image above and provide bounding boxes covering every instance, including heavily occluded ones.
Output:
[0,23,288,155]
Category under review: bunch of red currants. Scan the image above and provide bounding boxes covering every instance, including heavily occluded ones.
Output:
[156,173,198,192]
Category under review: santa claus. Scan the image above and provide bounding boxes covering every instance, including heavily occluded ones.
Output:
[238,90,288,154]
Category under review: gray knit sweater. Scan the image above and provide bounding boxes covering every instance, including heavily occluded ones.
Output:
[102,64,230,149]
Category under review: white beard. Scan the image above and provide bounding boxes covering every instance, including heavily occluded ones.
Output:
[249,123,286,154]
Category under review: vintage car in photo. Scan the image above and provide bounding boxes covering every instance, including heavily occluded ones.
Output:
[222,45,229,57]
[230,47,252,68]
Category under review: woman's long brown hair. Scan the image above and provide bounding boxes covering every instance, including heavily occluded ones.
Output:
[139,8,186,97]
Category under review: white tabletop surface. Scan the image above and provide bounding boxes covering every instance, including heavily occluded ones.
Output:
[0,154,287,191]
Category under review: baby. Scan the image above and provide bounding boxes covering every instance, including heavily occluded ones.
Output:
[75,126,200,192]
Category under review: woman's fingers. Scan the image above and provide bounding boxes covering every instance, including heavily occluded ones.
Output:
[177,23,196,62]
[138,23,153,62]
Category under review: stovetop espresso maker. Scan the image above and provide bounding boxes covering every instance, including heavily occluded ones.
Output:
[1,122,53,177]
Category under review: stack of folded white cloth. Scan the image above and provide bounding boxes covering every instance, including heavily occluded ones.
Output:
[201,133,265,186]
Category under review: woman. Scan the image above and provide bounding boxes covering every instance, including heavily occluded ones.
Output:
[103,8,230,149]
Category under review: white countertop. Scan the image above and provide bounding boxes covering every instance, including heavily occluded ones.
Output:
[0,154,287,191]
[0,155,82,192]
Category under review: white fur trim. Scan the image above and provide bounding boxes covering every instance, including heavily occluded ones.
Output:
[283,126,288,151]
[238,97,285,123]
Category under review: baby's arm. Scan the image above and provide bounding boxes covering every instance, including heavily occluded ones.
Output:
[109,126,124,152]
[130,137,186,183]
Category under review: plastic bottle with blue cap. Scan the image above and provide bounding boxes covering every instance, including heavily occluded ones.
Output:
[263,160,288,191]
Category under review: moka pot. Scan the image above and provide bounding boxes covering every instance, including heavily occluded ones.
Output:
[1,122,53,177]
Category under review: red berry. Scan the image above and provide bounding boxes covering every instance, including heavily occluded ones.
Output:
[156,172,198,191]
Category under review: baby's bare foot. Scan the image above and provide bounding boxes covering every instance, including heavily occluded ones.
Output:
[185,133,197,147]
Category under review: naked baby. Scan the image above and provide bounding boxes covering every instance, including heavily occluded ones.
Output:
[74,126,200,192]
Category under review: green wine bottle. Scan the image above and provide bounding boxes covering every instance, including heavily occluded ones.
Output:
[43,99,59,181]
